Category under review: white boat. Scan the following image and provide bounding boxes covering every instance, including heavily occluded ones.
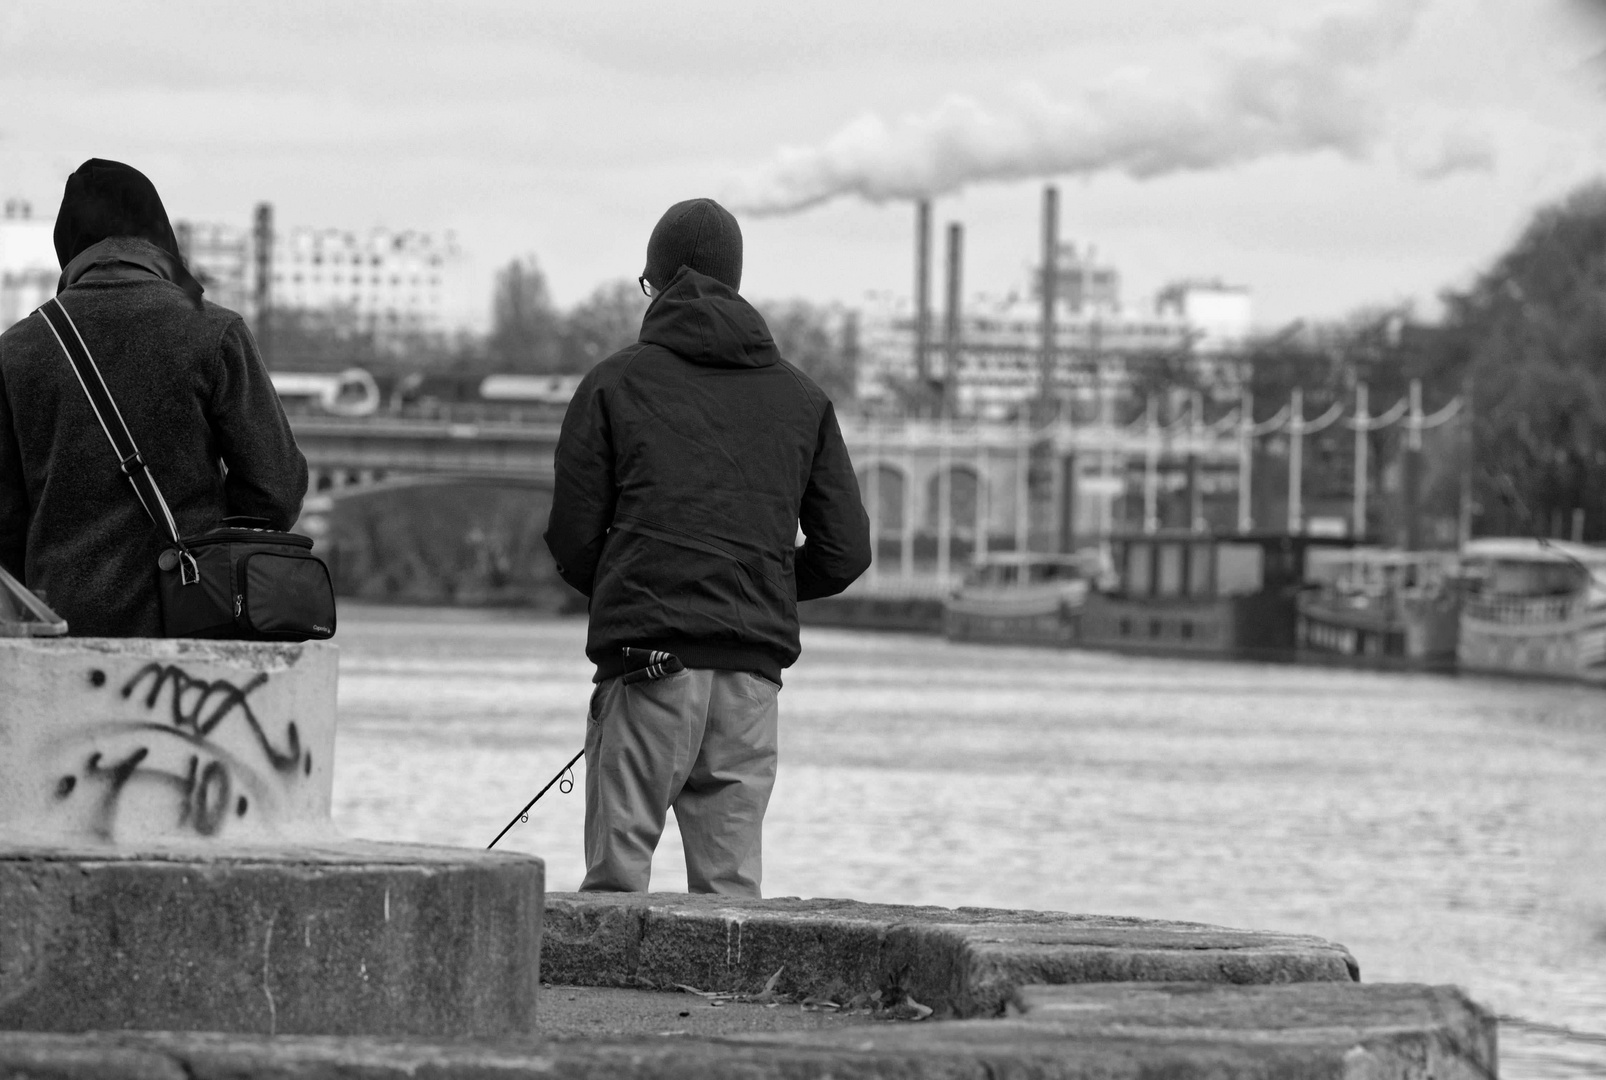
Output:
[944,552,1100,647]
[1296,548,1461,669]
[1456,538,1606,684]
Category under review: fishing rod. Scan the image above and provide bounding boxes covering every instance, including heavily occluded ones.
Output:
[486,748,583,850]
[486,650,684,850]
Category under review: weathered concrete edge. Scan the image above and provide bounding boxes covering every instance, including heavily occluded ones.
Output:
[0,984,1498,1080]
[541,893,1360,1019]
[0,837,544,866]
[0,844,545,1039]
[1009,981,1498,1075]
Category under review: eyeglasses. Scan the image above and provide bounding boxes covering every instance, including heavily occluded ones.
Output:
[638,275,657,298]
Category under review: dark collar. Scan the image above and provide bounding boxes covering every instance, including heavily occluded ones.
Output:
[57,237,204,307]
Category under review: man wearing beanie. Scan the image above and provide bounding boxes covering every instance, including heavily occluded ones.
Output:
[0,159,305,636]
[545,198,870,896]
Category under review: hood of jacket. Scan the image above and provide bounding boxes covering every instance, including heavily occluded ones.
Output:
[637,266,778,369]
[53,158,204,309]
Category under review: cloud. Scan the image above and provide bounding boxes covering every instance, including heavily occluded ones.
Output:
[728,3,1431,215]
[1398,126,1498,181]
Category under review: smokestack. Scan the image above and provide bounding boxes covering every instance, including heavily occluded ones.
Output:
[943,221,963,420]
[914,199,932,390]
[1039,185,1059,419]
[253,202,274,365]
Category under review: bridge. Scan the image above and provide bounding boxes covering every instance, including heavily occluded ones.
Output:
[288,412,1257,592]
[291,415,559,492]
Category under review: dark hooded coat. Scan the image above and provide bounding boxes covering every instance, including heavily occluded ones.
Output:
[544,267,871,686]
[0,160,306,636]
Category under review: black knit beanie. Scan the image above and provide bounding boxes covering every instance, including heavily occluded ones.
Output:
[643,198,742,292]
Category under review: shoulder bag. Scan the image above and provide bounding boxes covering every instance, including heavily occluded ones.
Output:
[37,297,336,641]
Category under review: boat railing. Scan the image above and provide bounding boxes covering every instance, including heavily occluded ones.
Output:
[1462,592,1580,626]
[842,574,962,600]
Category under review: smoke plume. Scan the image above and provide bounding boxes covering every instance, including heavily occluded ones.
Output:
[729,5,1433,215]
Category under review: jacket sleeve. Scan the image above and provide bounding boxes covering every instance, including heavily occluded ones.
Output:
[207,318,308,528]
[544,367,618,597]
[795,400,871,602]
[0,365,25,580]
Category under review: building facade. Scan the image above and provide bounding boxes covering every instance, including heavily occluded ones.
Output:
[0,200,57,332]
[270,226,464,336]
[175,220,254,319]
[170,216,469,340]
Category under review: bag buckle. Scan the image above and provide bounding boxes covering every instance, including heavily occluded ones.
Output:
[178,550,200,586]
[118,451,145,477]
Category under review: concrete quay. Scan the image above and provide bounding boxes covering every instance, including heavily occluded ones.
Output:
[0,635,1498,1076]
[542,892,1361,1018]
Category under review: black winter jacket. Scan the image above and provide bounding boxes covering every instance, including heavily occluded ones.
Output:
[0,260,307,636]
[544,267,870,686]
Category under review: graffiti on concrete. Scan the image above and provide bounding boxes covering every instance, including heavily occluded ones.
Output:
[53,663,309,841]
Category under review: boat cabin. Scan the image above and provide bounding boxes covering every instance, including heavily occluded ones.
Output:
[958,551,1100,591]
[1303,548,1458,600]
[1106,532,1348,602]
[1084,532,1354,656]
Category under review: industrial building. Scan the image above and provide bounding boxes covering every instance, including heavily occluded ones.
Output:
[857,192,1252,420]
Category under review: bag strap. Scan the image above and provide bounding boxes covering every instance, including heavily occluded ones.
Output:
[36,297,199,585]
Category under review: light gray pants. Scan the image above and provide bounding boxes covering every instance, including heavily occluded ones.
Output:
[580,667,779,896]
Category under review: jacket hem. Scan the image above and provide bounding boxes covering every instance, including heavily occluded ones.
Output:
[591,639,785,688]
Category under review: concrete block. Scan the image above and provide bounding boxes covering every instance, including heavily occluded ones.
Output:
[0,841,543,1038]
[543,893,1358,1018]
[0,638,337,846]
[1006,982,1498,1077]
[0,982,1498,1078]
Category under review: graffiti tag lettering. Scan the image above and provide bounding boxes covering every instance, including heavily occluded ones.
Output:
[54,664,307,841]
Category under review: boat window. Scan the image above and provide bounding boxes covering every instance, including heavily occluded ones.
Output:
[1215,544,1264,596]
[1157,544,1185,597]
[1127,542,1154,597]
[1187,543,1214,597]
[1483,560,1579,596]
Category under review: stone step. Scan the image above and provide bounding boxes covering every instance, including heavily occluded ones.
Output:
[542,892,1360,1019]
[0,982,1496,1079]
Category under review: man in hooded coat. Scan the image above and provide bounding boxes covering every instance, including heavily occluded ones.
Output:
[545,198,870,896]
[0,159,306,636]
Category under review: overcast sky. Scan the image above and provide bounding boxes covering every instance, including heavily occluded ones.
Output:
[3,0,1603,330]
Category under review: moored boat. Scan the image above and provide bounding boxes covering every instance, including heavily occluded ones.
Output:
[1456,538,1606,685]
[1296,548,1460,669]
[943,552,1099,646]
[1079,531,1352,659]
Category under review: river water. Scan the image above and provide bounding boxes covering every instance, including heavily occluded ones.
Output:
[330,604,1606,1078]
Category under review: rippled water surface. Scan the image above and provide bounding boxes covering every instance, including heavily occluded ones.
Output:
[330,604,1606,1078]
